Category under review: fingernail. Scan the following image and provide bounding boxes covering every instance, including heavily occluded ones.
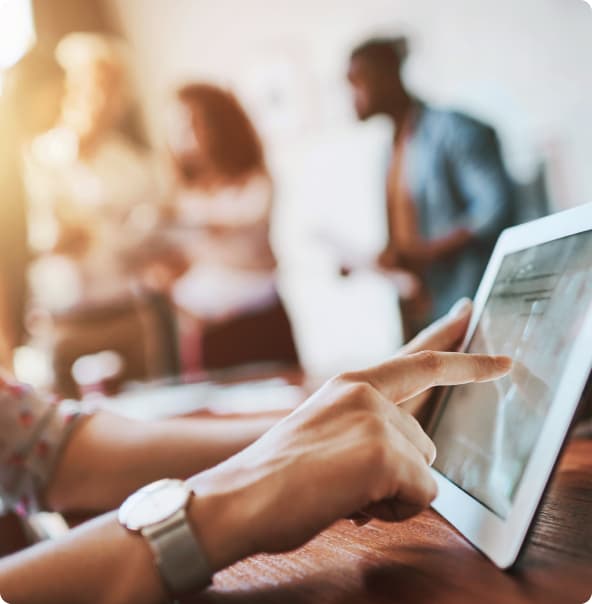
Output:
[448,297,472,317]
[495,355,513,370]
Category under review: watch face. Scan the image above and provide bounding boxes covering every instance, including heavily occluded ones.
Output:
[119,479,191,531]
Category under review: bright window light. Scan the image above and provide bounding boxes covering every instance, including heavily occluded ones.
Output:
[0,0,36,70]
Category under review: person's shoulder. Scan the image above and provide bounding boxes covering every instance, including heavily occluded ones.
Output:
[447,109,497,142]
[422,106,497,151]
[427,107,492,135]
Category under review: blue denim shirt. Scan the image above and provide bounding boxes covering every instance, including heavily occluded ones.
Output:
[403,105,514,320]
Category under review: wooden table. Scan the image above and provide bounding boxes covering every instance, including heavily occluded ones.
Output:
[193,438,592,604]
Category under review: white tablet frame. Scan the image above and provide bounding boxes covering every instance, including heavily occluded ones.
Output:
[428,202,592,569]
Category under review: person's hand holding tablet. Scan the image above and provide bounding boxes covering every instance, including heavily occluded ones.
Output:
[186,337,511,574]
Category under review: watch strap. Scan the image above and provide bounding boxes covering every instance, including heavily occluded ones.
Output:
[142,507,212,596]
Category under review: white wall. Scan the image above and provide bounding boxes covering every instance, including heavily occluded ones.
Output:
[107,0,592,200]
[105,0,592,374]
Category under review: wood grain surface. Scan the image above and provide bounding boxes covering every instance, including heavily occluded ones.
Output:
[191,438,592,604]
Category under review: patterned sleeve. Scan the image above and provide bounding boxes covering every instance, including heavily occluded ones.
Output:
[0,375,92,516]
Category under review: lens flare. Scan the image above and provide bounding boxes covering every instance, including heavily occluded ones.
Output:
[0,0,36,70]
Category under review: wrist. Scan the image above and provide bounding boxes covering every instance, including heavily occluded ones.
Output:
[421,240,436,264]
[186,469,258,574]
[377,247,397,268]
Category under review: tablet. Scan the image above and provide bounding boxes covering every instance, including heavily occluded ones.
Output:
[427,202,592,569]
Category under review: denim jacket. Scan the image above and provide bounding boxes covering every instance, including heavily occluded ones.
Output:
[403,105,514,320]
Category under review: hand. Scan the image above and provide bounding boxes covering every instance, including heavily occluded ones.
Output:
[397,297,473,418]
[187,347,511,573]
[400,228,474,270]
[377,267,424,301]
[376,245,399,270]
[396,240,434,274]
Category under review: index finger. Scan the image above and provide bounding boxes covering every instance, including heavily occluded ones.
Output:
[356,351,512,403]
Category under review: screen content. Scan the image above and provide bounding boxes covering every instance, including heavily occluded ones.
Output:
[431,230,592,518]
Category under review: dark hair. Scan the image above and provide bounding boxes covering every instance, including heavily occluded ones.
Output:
[176,83,265,184]
[350,36,410,71]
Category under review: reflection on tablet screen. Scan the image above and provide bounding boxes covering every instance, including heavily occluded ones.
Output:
[431,230,592,518]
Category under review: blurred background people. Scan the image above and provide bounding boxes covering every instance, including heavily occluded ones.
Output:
[1,40,71,372]
[164,84,299,373]
[347,37,515,338]
[24,33,158,312]
[0,0,590,392]
[19,33,179,397]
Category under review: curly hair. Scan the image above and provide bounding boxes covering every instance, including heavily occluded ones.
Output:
[176,83,266,185]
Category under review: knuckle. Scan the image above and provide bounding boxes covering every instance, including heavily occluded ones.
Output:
[405,414,436,463]
[418,461,439,502]
[336,378,377,409]
[415,350,443,376]
[425,476,439,503]
[335,370,359,384]
[350,381,376,400]
[475,355,494,381]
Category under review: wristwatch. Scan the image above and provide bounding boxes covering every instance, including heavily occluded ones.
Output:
[118,479,212,598]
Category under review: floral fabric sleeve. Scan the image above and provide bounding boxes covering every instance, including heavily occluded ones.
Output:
[0,375,91,516]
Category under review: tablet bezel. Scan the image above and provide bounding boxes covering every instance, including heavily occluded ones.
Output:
[427,202,592,569]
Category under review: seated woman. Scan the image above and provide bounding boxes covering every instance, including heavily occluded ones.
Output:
[0,299,513,603]
[165,84,299,371]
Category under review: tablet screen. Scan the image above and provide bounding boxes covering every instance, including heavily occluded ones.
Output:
[431,230,592,518]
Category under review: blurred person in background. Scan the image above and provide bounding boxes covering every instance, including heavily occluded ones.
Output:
[19,34,181,396]
[24,32,160,312]
[347,37,514,338]
[0,45,62,370]
[0,41,72,371]
[164,83,299,372]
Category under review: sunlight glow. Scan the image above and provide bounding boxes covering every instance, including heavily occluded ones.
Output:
[0,0,35,70]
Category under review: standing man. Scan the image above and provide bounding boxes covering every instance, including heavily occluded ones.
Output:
[347,37,514,336]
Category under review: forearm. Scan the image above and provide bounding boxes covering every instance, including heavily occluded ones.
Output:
[0,471,251,604]
[376,243,400,269]
[0,513,165,604]
[46,411,281,513]
[427,227,473,261]
[399,227,473,268]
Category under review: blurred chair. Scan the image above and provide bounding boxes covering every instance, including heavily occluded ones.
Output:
[50,290,179,399]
